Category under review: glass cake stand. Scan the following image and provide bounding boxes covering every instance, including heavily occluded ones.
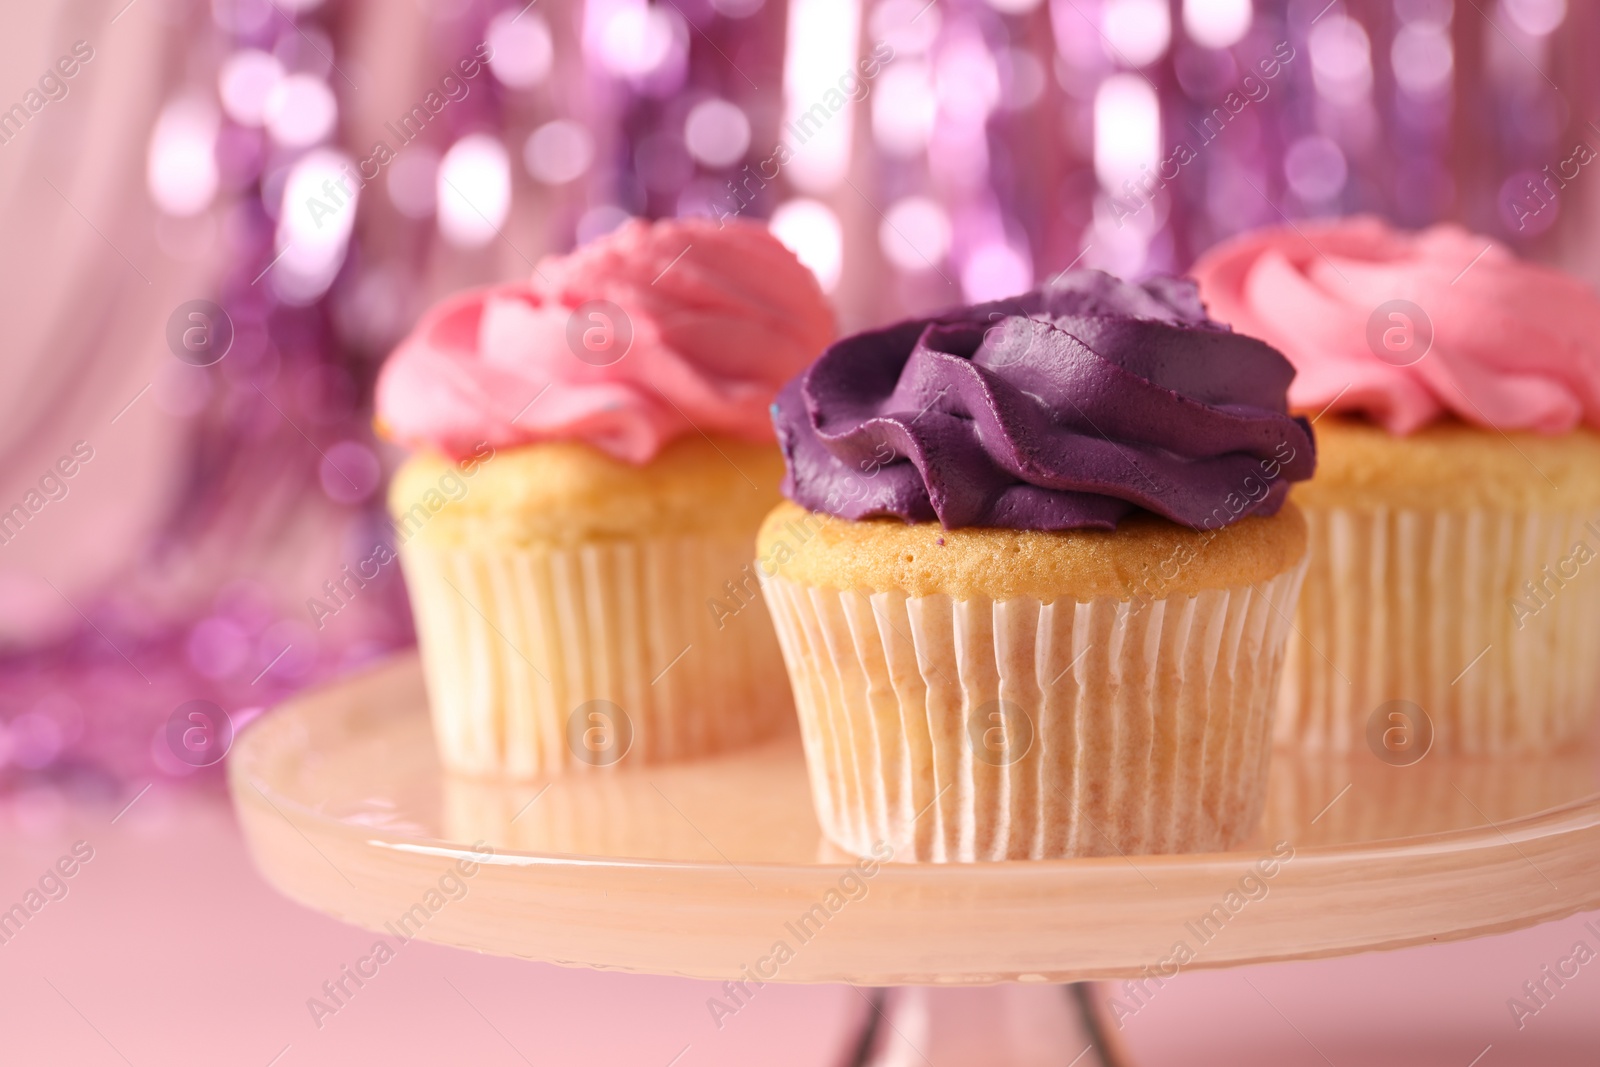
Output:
[230,655,1600,1066]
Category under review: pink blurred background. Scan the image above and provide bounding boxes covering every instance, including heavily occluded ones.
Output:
[2,0,1599,1061]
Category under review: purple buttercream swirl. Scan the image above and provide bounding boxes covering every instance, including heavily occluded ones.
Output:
[773,270,1316,531]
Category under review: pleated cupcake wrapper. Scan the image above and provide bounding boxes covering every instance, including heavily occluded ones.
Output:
[400,537,790,777]
[760,563,1306,861]
[1280,508,1600,754]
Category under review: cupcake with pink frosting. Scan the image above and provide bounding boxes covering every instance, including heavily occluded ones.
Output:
[1194,216,1600,753]
[377,218,834,777]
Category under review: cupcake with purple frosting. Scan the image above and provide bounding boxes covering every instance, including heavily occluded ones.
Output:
[758,271,1316,861]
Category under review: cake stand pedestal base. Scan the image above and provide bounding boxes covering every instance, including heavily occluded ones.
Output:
[231,653,1600,1066]
[847,984,1130,1067]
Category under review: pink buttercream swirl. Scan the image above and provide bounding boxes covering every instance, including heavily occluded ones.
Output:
[376,218,835,463]
[1191,216,1600,435]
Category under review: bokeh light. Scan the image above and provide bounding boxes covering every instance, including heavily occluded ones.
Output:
[1500,0,1566,36]
[1102,0,1172,69]
[437,135,512,249]
[263,73,338,147]
[148,97,220,217]
[872,62,937,157]
[880,196,952,272]
[274,149,358,304]
[684,99,752,168]
[1391,21,1454,97]
[1093,74,1161,193]
[869,0,940,55]
[319,441,381,505]
[1309,15,1373,106]
[769,198,843,291]
[1284,136,1348,204]
[935,33,1001,126]
[487,10,556,88]
[1182,0,1251,50]
[961,243,1031,303]
[996,47,1047,111]
[596,2,682,80]
[217,50,284,127]
[525,120,597,185]
[781,0,861,192]
[211,0,274,34]
[984,0,1042,15]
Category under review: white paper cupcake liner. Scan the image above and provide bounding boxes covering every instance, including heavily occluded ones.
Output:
[1280,508,1600,753]
[400,536,790,777]
[759,563,1307,861]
